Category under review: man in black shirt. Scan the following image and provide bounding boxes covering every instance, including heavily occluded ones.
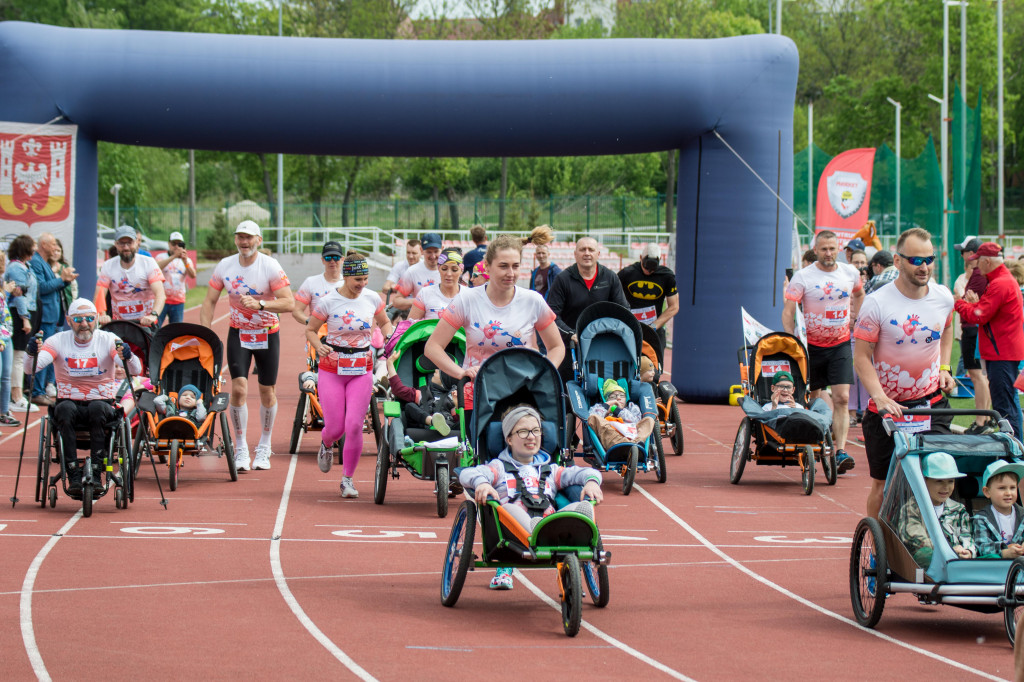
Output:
[618,243,678,352]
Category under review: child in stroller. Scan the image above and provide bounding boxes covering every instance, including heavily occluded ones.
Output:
[385,354,457,436]
[154,383,208,427]
[587,378,655,449]
[896,451,977,564]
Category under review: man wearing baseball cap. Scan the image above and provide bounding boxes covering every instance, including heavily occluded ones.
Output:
[201,220,294,472]
[843,238,866,264]
[94,224,166,328]
[392,232,442,311]
[156,231,196,326]
[292,241,344,326]
[954,241,1024,439]
[952,235,993,434]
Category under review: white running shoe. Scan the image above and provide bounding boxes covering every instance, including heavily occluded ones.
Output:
[252,445,272,470]
[235,447,251,472]
[317,441,332,473]
[11,397,39,413]
[45,384,57,398]
[340,476,359,498]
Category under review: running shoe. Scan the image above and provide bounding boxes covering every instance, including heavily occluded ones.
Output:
[11,397,39,413]
[235,446,251,472]
[866,552,877,597]
[429,413,451,436]
[0,413,21,426]
[489,567,514,590]
[317,441,333,473]
[836,450,855,474]
[252,445,272,470]
[340,476,359,498]
[45,383,56,398]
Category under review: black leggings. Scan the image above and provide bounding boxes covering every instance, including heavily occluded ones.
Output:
[226,328,281,386]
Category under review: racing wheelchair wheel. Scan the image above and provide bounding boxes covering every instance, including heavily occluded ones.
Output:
[168,440,180,491]
[850,517,887,628]
[669,400,684,456]
[621,446,638,496]
[220,413,237,482]
[582,541,610,608]
[560,554,583,637]
[651,422,667,483]
[1003,557,1024,644]
[822,432,837,486]
[373,429,389,505]
[801,445,814,496]
[369,397,383,450]
[440,500,476,607]
[435,464,449,518]
[729,418,751,485]
[289,392,308,454]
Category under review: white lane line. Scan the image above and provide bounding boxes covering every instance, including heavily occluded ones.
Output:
[635,484,1006,682]
[21,510,82,682]
[1,417,41,444]
[514,570,698,682]
[270,454,376,681]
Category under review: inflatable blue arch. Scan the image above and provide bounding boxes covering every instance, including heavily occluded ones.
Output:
[0,21,798,402]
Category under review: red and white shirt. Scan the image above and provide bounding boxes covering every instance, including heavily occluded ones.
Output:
[785,262,863,348]
[36,329,143,400]
[294,273,340,310]
[396,261,438,299]
[97,255,165,321]
[162,256,194,305]
[413,284,460,320]
[441,286,556,369]
[311,288,383,375]
[209,253,290,332]
[854,282,954,405]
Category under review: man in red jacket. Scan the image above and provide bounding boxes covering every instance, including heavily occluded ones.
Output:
[954,242,1024,439]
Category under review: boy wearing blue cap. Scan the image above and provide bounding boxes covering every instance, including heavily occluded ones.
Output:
[974,461,1024,558]
[896,452,977,565]
[154,384,208,426]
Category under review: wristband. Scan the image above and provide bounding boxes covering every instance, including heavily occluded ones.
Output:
[940,365,951,372]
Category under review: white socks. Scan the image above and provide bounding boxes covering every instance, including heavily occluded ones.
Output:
[258,403,277,449]
[229,404,248,450]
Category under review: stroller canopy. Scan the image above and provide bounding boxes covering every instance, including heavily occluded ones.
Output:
[745,332,809,405]
[392,319,466,391]
[102,321,153,377]
[575,302,642,397]
[148,323,223,390]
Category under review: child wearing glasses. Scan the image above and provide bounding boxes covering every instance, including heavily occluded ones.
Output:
[762,371,805,411]
[586,378,655,449]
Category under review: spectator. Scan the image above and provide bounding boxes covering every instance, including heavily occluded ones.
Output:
[0,253,19,426]
[156,231,196,326]
[849,249,868,272]
[801,249,817,268]
[955,242,1024,440]
[49,238,77,320]
[463,225,487,284]
[952,237,994,434]
[6,234,38,414]
[134,228,152,257]
[843,238,866,264]
[382,239,421,297]
[31,232,77,406]
[529,243,561,298]
[617,243,679,352]
[863,250,897,295]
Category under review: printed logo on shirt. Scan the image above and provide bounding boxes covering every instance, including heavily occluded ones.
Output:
[813,281,849,301]
[474,320,527,348]
[890,315,942,345]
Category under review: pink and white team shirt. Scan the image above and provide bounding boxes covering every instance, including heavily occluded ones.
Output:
[162,256,195,305]
[386,260,410,285]
[853,282,954,405]
[441,286,556,369]
[36,329,143,400]
[395,261,438,299]
[413,284,460,320]
[294,273,340,310]
[97,255,165,321]
[209,253,290,333]
[311,288,383,375]
[786,262,862,347]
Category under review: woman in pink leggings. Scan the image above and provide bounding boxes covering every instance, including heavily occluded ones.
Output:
[304,253,393,498]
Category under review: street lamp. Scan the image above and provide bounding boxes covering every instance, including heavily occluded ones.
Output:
[928,92,950,285]
[110,183,122,229]
[277,0,284,238]
[886,97,901,238]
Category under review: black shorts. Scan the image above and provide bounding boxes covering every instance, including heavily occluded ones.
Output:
[961,327,981,371]
[226,327,280,386]
[861,393,952,481]
[808,341,854,391]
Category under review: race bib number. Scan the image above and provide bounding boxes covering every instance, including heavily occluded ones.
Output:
[894,414,931,434]
[761,360,791,377]
[114,299,145,320]
[824,304,848,327]
[631,306,657,326]
[239,330,269,350]
[336,353,369,376]
[66,355,100,377]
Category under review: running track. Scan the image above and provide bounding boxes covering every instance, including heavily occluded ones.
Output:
[0,306,1016,681]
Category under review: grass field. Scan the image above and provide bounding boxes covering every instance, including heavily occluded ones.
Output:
[945,337,1024,429]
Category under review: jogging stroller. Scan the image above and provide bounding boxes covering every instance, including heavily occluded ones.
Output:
[639,323,683,457]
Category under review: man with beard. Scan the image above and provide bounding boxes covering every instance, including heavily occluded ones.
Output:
[854,228,956,519]
[783,230,864,475]
[391,232,443,311]
[94,225,166,327]
[201,221,294,472]
[27,299,142,494]
[617,242,678,352]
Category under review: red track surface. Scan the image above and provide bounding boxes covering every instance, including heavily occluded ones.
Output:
[0,307,1016,680]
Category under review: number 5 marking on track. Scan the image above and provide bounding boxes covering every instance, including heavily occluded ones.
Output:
[753,535,850,544]
[331,530,437,539]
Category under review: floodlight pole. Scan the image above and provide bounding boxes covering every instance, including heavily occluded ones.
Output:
[776,0,782,34]
[807,100,813,231]
[997,0,1004,239]
[277,1,284,240]
[929,92,949,285]
[940,0,952,285]
[886,97,901,238]
[110,183,122,228]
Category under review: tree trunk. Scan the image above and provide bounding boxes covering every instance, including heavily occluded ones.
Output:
[340,158,362,228]
[665,149,676,234]
[445,184,459,232]
[432,185,440,229]
[499,156,508,229]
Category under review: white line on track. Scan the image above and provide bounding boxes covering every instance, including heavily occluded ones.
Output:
[270,454,377,681]
[634,483,1007,681]
[514,571,698,681]
[21,510,82,682]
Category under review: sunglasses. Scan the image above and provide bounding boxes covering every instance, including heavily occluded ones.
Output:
[898,253,936,267]
[71,315,95,323]
[323,254,341,262]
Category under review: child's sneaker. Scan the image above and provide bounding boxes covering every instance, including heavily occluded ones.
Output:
[340,476,359,498]
[317,441,333,473]
[836,450,855,474]
[234,446,251,472]
[489,567,514,590]
[429,413,451,436]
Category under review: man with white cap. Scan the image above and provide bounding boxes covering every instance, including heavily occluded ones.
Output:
[201,220,294,471]
[94,224,166,327]
[156,231,196,326]
[27,299,142,494]
[617,242,678,352]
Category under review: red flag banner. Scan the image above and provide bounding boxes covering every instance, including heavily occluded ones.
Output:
[815,147,876,247]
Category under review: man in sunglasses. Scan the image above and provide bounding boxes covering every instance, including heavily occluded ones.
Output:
[955,241,1024,440]
[26,299,142,494]
[292,241,344,326]
[783,229,864,475]
[854,227,956,519]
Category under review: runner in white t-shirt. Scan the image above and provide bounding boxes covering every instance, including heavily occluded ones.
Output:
[391,232,442,311]
[304,253,393,498]
[292,241,344,326]
[201,221,294,472]
[410,247,464,321]
[853,227,956,519]
[94,224,166,327]
[782,229,864,475]
[382,239,422,296]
